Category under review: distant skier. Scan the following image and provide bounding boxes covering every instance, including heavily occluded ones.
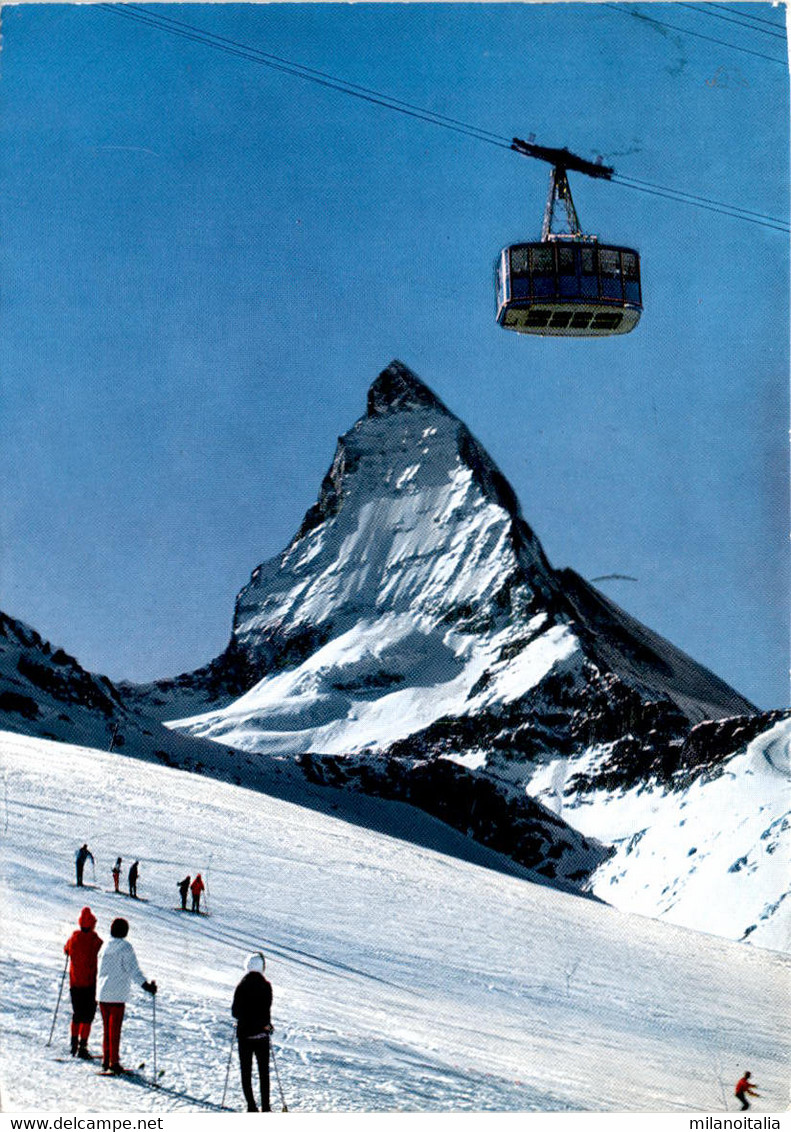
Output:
[111,857,122,893]
[63,906,103,1059]
[735,1072,759,1110]
[177,875,190,911]
[75,844,94,888]
[128,860,139,899]
[231,953,273,1112]
[97,917,157,1074]
[190,873,205,913]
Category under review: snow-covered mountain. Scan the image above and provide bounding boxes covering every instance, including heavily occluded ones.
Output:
[0,611,239,777]
[163,360,756,738]
[162,360,754,744]
[0,609,604,891]
[2,729,789,1113]
[3,360,787,949]
[129,359,785,947]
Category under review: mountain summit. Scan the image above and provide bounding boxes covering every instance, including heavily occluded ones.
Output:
[227,359,559,685]
[367,359,453,417]
[172,359,752,738]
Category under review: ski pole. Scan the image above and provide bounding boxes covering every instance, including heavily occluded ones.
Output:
[221,1027,235,1110]
[271,1041,288,1112]
[46,953,69,1047]
[152,994,158,1085]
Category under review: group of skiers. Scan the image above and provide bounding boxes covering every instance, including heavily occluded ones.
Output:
[69,848,761,1113]
[63,906,157,1073]
[111,857,140,897]
[75,844,141,898]
[75,845,206,912]
[61,906,273,1109]
[177,873,206,913]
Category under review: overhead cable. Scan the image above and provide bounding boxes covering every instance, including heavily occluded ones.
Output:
[604,3,788,65]
[678,2,787,40]
[612,175,789,232]
[99,3,789,233]
[99,3,513,153]
[719,4,788,31]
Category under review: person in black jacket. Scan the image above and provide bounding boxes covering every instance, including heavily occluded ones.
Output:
[177,875,190,911]
[231,953,273,1112]
[75,844,94,887]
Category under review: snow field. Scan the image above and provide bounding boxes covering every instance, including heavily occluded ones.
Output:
[0,730,789,1113]
[529,719,791,951]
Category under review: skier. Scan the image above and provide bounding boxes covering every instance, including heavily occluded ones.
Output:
[190,873,205,913]
[75,844,94,888]
[111,857,122,893]
[97,917,157,1074]
[735,1072,760,1111]
[177,875,190,911]
[231,953,273,1112]
[128,860,139,899]
[63,906,103,1059]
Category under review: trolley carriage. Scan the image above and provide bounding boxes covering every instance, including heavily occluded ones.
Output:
[496,139,643,338]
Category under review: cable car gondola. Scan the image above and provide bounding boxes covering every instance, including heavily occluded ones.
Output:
[496,139,642,337]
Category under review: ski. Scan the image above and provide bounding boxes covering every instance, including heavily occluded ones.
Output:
[105,891,149,902]
[95,1069,162,1080]
[96,1068,165,1089]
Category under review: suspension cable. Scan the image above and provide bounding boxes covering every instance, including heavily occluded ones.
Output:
[99,3,789,234]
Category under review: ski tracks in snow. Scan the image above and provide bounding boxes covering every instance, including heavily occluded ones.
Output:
[2,731,789,1113]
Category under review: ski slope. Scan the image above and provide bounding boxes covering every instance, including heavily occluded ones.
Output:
[1,730,788,1113]
[529,717,791,952]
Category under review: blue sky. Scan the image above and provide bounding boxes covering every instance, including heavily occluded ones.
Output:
[1,2,788,708]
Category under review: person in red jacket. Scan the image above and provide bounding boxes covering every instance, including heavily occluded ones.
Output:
[64,907,103,1059]
[735,1072,759,1110]
[190,873,205,913]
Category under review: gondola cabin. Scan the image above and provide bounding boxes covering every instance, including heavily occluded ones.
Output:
[495,238,642,337]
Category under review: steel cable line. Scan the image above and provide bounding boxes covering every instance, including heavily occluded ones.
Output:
[678,2,787,40]
[129,3,512,149]
[604,2,788,64]
[612,173,790,229]
[99,3,514,154]
[100,2,788,232]
[612,175,789,231]
[719,4,788,31]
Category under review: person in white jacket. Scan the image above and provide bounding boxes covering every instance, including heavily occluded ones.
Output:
[97,917,157,1074]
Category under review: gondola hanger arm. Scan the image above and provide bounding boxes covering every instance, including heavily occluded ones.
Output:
[511,137,615,180]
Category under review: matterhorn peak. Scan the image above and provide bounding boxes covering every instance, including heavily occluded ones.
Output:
[367,360,454,419]
[141,357,779,940]
[176,358,754,756]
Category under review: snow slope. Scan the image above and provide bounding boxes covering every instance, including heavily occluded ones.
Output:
[528,718,791,952]
[0,610,607,891]
[1,730,789,1113]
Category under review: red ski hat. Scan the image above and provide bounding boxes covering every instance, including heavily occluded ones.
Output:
[78,906,96,930]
